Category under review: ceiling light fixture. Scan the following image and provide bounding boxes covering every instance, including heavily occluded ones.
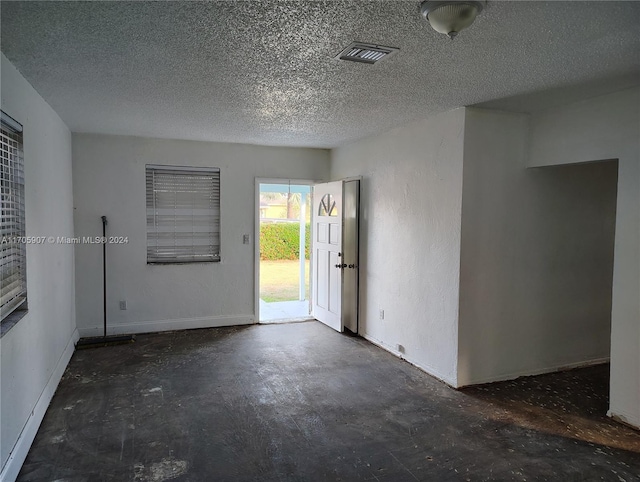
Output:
[420,1,484,40]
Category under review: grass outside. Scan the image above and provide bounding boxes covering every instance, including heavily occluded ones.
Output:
[260,260,310,302]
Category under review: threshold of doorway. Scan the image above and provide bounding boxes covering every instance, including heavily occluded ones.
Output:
[259,299,311,324]
[259,317,315,325]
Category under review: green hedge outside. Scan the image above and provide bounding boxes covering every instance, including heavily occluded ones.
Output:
[260,223,310,260]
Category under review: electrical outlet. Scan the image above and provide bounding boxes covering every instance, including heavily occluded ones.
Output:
[379,309,384,320]
[243,234,250,244]
[395,344,405,354]
[119,300,127,310]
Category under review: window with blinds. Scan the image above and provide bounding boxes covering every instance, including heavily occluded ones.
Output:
[1,111,27,323]
[146,165,221,263]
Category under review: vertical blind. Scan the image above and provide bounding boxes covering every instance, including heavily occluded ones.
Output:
[1,114,26,321]
[146,165,220,263]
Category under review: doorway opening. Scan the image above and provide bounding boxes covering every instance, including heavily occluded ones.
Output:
[468,159,619,420]
[257,182,313,323]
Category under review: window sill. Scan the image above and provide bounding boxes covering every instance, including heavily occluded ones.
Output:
[147,260,221,265]
[1,309,28,338]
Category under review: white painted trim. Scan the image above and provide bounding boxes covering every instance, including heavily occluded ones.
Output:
[457,357,611,387]
[77,315,255,338]
[254,177,319,324]
[362,333,458,387]
[339,175,363,183]
[0,328,79,482]
[254,179,261,324]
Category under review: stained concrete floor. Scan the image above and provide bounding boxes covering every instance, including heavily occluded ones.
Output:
[18,321,640,481]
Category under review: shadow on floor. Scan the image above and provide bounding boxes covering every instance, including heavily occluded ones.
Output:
[460,364,640,453]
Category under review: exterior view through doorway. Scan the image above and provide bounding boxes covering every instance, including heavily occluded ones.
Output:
[257,181,313,323]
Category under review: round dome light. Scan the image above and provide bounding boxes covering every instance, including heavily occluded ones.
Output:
[421,1,484,39]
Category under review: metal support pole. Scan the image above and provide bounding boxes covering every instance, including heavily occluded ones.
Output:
[101,215,108,338]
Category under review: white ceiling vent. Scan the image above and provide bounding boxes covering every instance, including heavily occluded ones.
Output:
[335,42,399,64]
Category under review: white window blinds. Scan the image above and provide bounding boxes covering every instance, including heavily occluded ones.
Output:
[1,113,27,321]
[146,165,220,263]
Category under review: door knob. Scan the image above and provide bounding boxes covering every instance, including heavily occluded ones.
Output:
[335,263,347,269]
[348,264,358,269]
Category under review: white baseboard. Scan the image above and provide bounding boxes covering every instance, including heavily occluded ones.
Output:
[77,314,255,338]
[0,328,79,482]
[361,332,458,387]
[457,356,611,387]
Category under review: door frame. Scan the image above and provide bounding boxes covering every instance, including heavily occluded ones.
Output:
[339,176,362,335]
[342,178,361,334]
[254,178,317,323]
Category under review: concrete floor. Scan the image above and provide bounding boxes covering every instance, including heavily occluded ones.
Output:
[18,322,640,481]
[259,299,312,323]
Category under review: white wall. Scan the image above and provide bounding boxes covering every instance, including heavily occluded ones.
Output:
[72,134,329,336]
[330,109,466,386]
[0,54,76,481]
[458,108,617,386]
[528,87,640,428]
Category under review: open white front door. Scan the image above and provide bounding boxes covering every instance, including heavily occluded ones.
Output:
[312,181,343,332]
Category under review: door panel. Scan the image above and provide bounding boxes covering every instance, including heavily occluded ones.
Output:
[329,223,339,244]
[312,181,343,331]
[329,251,340,314]
[317,223,327,242]
[316,248,328,309]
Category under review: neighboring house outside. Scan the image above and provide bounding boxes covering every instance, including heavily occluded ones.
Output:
[260,194,311,222]
[260,201,288,220]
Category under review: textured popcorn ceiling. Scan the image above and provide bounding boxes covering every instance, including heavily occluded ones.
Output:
[1,1,639,148]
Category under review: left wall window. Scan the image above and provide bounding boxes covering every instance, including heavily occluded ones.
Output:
[0,110,27,332]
